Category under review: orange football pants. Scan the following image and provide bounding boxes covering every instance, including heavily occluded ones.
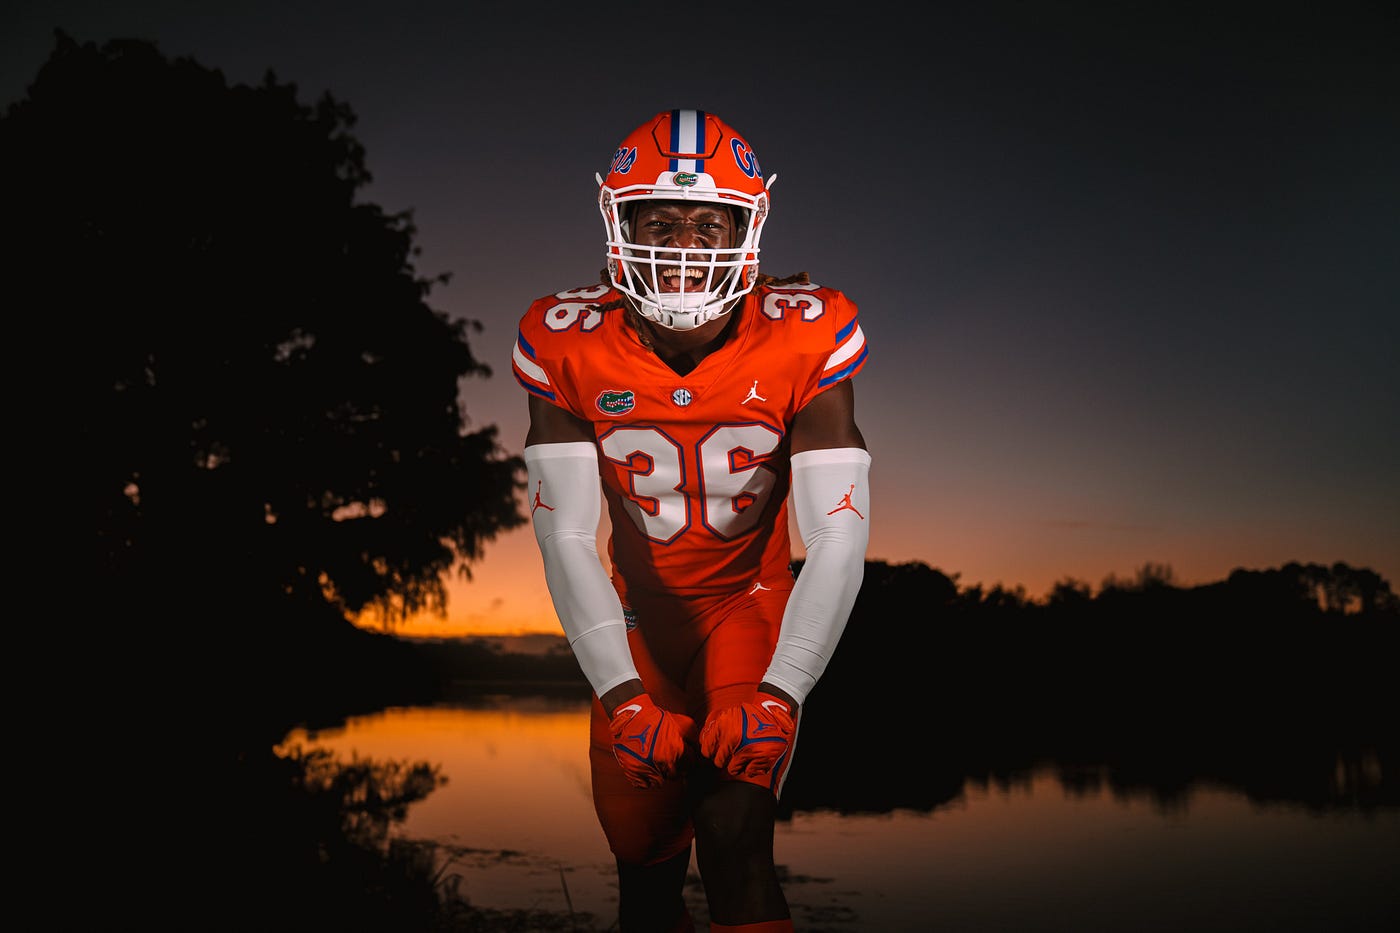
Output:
[589,578,795,865]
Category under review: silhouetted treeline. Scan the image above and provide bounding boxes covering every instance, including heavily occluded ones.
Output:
[414,637,589,690]
[815,557,1398,711]
[418,557,1398,699]
[784,558,1399,817]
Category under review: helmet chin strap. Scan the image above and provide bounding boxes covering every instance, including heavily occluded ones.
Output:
[629,303,738,357]
[627,282,740,333]
[657,290,709,309]
[646,281,736,331]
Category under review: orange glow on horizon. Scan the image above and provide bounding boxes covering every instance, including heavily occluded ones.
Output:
[351,513,1399,640]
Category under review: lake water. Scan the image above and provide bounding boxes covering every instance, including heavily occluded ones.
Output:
[278,693,1400,932]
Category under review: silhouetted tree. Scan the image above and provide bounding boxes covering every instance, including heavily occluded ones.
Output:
[7,30,532,927]
[1045,577,1092,612]
[1099,560,1177,594]
[1208,561,1400,623]
[8,30,524,684]
[1300,560,1400,616]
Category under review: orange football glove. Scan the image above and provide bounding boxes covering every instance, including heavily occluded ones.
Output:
[699,692,795,780]
[608,693,694,789]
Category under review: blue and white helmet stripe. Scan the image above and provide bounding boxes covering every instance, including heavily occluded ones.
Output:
[668,108,706,174]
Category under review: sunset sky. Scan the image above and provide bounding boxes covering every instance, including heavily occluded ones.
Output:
[13,2,1396,637]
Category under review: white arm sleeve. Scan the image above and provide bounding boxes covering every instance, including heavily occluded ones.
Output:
[524,442,639,698]
[762,447,872,704]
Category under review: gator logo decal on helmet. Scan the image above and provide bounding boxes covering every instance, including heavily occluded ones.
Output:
[673,171,699,187]
[596,389,637,416]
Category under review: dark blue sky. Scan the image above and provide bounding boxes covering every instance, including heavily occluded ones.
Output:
[12,2,1396,632]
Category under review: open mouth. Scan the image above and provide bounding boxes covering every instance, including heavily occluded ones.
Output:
[658,266,706,293]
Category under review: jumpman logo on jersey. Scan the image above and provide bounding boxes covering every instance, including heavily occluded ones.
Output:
[531,481,554,515]
[827,484,865,519]
[749,581,771,595]
[741,380,767,404]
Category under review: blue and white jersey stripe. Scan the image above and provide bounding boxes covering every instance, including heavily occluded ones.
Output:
[512,330,556,401]
[820,317,867,388]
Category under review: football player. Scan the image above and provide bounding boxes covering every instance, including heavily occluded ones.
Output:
[513,108,871,932]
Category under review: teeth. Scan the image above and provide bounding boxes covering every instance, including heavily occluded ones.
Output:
[661,267,705,280]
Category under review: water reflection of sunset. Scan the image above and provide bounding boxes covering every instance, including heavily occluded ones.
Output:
[280,698,619,920]
[280,699,608,868]
[280,699,1400,931]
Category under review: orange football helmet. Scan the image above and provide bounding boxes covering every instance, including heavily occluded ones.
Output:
[598,109,775,331]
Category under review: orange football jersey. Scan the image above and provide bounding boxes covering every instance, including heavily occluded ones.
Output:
[513,281,868,600]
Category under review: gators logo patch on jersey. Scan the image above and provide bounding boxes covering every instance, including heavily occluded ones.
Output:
[596,389,636,416]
